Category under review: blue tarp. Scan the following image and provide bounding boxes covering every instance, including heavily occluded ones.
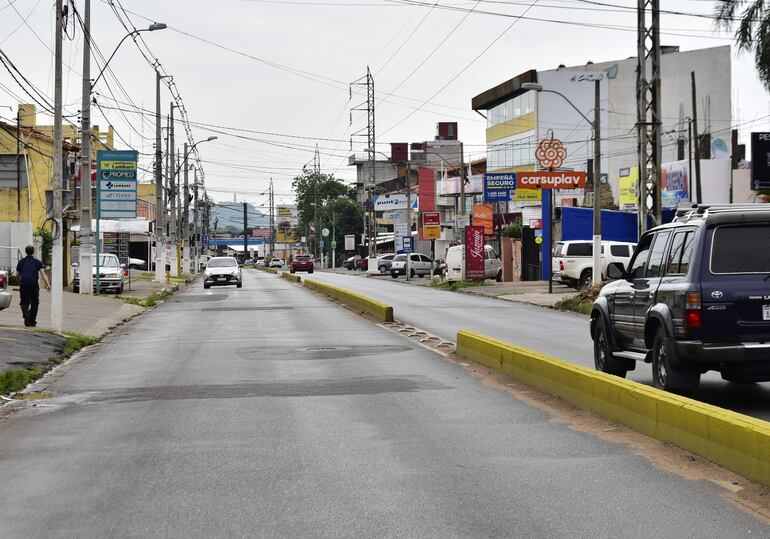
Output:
[560,207,674,242]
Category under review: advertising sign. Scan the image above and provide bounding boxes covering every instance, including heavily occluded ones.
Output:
[661,160,690,208]
[513,188,542,201]
[344,234,355,251]
[751,132,770,190]
[472,204,494,235]
[96,150,137,219]
[394,222,409,253]
[619,167,638,210]
[421,211,441,240]
[483,173,517,202]
[516,171,587,190]
[401,236,413,253]
[374,194,418,211]
[276,205,298,227]
[464,226,485,280]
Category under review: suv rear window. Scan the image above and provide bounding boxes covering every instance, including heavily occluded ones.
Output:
[610,245,629,257]
[711,224,770,274]
[566,243,592,256]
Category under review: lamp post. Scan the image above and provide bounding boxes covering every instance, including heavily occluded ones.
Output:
[80,12,166,294]
[177,137,216,273]
[522,81,602,286]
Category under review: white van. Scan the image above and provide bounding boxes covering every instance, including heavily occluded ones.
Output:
[444,244,502,283]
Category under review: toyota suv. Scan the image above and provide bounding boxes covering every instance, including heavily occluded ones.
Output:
[590,204,770,394]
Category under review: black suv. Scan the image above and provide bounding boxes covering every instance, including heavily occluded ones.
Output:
[590,205,770,394]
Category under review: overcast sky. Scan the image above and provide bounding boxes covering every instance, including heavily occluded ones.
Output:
[1,0,768,212]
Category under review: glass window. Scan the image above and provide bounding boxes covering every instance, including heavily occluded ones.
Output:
[554,243,564,257]
[666,232,688,274]
[393,254,406,261]
[566,242,592,256]
[679,233,694,274]
[646,231,672,278]
[628,234,653,279]
[513,96,521,118]
[420,254,432,263]
[610,245,629,257]
[711,224,770,273]
[505,100,514,123]
[505,143,513,168]
[521,92,531,115]
[207,258,237,268]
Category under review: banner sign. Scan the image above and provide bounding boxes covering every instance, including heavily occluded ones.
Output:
[619,167,638,210]
[421,211,441,240]
[661,160,690,208]
[96,150,137,219]
[374,194,418,211]
[483,173,517,202]
[344,234,355,251]
[516,171,586,190]
[751,132,770,190]
[472,204,494,235]
[465,226,485,280]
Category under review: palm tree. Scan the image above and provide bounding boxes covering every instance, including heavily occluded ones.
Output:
[716,0,770,90]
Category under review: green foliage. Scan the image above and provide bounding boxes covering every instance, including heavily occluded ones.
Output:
[554,295,593,315]
[34,227,53,267]
[502,220,522,239]
[715,0,770,91]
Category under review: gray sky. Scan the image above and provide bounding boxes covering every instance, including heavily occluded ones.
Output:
[1,0,767,213]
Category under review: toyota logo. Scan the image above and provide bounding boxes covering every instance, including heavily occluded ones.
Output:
[711,290,724,299]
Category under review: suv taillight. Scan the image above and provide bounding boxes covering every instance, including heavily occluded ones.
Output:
[685,291,701,330]
[0,273,6,289]
[559,261,564,271]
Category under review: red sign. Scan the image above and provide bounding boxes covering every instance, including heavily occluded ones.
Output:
[516,171,587,190]
[423,212,440,225]
[465,226,485,281]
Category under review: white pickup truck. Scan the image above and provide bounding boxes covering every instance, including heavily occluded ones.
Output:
[553,240,636,289]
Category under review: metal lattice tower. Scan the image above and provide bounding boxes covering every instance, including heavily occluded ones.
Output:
[636,0,662,235]
[350,67,376,256]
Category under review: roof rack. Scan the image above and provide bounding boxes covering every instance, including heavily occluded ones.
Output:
[672,203,770,223]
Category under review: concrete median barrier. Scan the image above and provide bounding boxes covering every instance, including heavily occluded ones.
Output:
[254,266,278,274]
[281,272,301,283]
[456,330,770,488]
[304,279,393,322]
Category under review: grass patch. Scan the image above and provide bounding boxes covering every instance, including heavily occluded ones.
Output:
[0,331,101,396]
[116,285,177,308]
[554,295,594,315]
[431,280,490,291]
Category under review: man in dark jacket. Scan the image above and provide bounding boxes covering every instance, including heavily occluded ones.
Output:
[15,245,51,327]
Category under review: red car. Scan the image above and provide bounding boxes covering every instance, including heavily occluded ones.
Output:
[354,257,368,270]
[290,255,314,273]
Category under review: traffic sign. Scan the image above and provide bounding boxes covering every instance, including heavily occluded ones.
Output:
[322,228,330,237]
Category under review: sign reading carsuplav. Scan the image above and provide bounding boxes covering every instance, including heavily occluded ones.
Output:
[96,150,137,219]
[516,171,586,190]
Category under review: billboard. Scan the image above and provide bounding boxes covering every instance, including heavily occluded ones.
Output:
[483,173,517,202]
[465,226,485,280]
[276,205,298,227]
[96,150,137,219]
[472,204,494,235]
[344,234,355,251]
[619,166,638,210]
[661,160,689,208]
[373,194,418,211]
[751,132,770,190]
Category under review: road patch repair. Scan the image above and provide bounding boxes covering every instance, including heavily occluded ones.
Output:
[280,272,302,283]
[455,330,770,489]
[303,278,393,322]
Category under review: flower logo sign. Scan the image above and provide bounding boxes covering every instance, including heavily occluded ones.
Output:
[535,137,567,170]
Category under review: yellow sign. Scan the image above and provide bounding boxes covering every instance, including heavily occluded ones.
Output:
[422,225,441,240]
[619,167,639,210]
[513,188,542,201]
[276,229,299,243]
[535,236,543,245]
[100,161,137,170]
[277,207,293,217]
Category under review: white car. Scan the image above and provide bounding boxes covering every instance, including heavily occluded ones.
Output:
[390,253,435,278]
[203,257,242,289]
[0,270,11,310]
[269,258,284,268]
[72,253,126,293]
[444,244,502,283]
[553,240,636,289]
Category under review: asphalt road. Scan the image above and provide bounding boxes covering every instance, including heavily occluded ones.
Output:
[307,271,770,422]
[0,269,766,537]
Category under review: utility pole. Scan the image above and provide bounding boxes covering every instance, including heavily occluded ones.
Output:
[269,178,275,260]
[192,167,199,272]
[51,0,64,330]
[592,79,602,286]
[405,164,412,281]
[243,202,248,262]
[16,109,21,220]
[154,70,164,282]
[183,144,190,273]
[169,103,178,276]
[459,141,467,236]
[636,0,662,235]
[350,67,376,261]
[331,208,336,269]
[79,0,93,294]
[313,145,320,262]
[691,71,703,205]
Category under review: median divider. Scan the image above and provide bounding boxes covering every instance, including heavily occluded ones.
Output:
[254,266,278,274]
[303,279,393,322]
[456,330,770,488]
[281,272,301,283]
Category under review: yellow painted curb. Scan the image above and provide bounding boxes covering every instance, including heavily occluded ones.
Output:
[254,266,278,274]
[281,272,301,283]
[456,330,770,487]
[304,278,394,322]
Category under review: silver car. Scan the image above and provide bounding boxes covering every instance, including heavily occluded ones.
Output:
[203,256,242,289]
[390,253,434,278]
[0,270,11,310]
[72,253,126,293]
[375,253,396,273]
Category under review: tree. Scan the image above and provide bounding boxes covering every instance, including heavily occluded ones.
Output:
[716,0,770,90]
[292,168,363,259]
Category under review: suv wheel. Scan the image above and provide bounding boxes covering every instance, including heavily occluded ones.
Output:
[578,269,592,289]
[410,268,415,278]
[592,320,628,377]
[379,265,387,273]
[651,327,699,395]
[496,269,502,283]
[391,271,398,279]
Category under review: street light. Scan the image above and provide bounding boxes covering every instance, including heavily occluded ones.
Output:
[79,13,167,295]
[521,81,602,287]
[179,136,216,273]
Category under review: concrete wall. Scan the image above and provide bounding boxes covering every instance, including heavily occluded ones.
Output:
[0,221,33,270]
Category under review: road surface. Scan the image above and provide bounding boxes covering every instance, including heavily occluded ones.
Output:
[0,269,765,536]
[308,271,770,422]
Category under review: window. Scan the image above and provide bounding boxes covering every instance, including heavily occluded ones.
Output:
[566,242,592,256]
[554,243,565,257]
[207,258,237,267]
[711,224,770,274]
[393,254,406,261]
[645,231,672,278]
[411,254,420,262]
[666,231,693,275]
[420,254,432,263]
[0,154,29,189]
[628,234,653,279]
[610,245,629,257]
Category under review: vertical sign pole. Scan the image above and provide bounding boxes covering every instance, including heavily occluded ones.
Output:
[95,154,101,296]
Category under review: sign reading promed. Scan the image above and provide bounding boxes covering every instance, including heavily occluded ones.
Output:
[96,150,137,219]
[516,171,586,190]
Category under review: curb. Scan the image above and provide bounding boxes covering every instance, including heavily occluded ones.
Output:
[280,272,301,283]
[303,278,394,322]
[254,266,278,274]
[456,329,770,488]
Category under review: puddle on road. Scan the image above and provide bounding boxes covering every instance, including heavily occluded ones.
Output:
[236,344,412,360]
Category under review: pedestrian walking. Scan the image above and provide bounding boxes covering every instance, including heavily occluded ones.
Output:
[15,245,51,328]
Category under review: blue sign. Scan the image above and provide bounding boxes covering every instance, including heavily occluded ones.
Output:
[402,236,413,253]
[483,173,517,202]
[96,150,138,219]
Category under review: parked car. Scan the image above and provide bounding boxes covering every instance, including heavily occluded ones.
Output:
[203,256,242,289]
[375,253,396,273]
[355,257,369,271]
[0,270,11,310]
[198,254,211,271]
[590,204,770,395]
[444,244,502,283]
[390,253,434,278]
[268,258,284,268]
[343,255,360,270]
[553,240,636,289]
[290,255,314,274]
[72,253,126,294]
